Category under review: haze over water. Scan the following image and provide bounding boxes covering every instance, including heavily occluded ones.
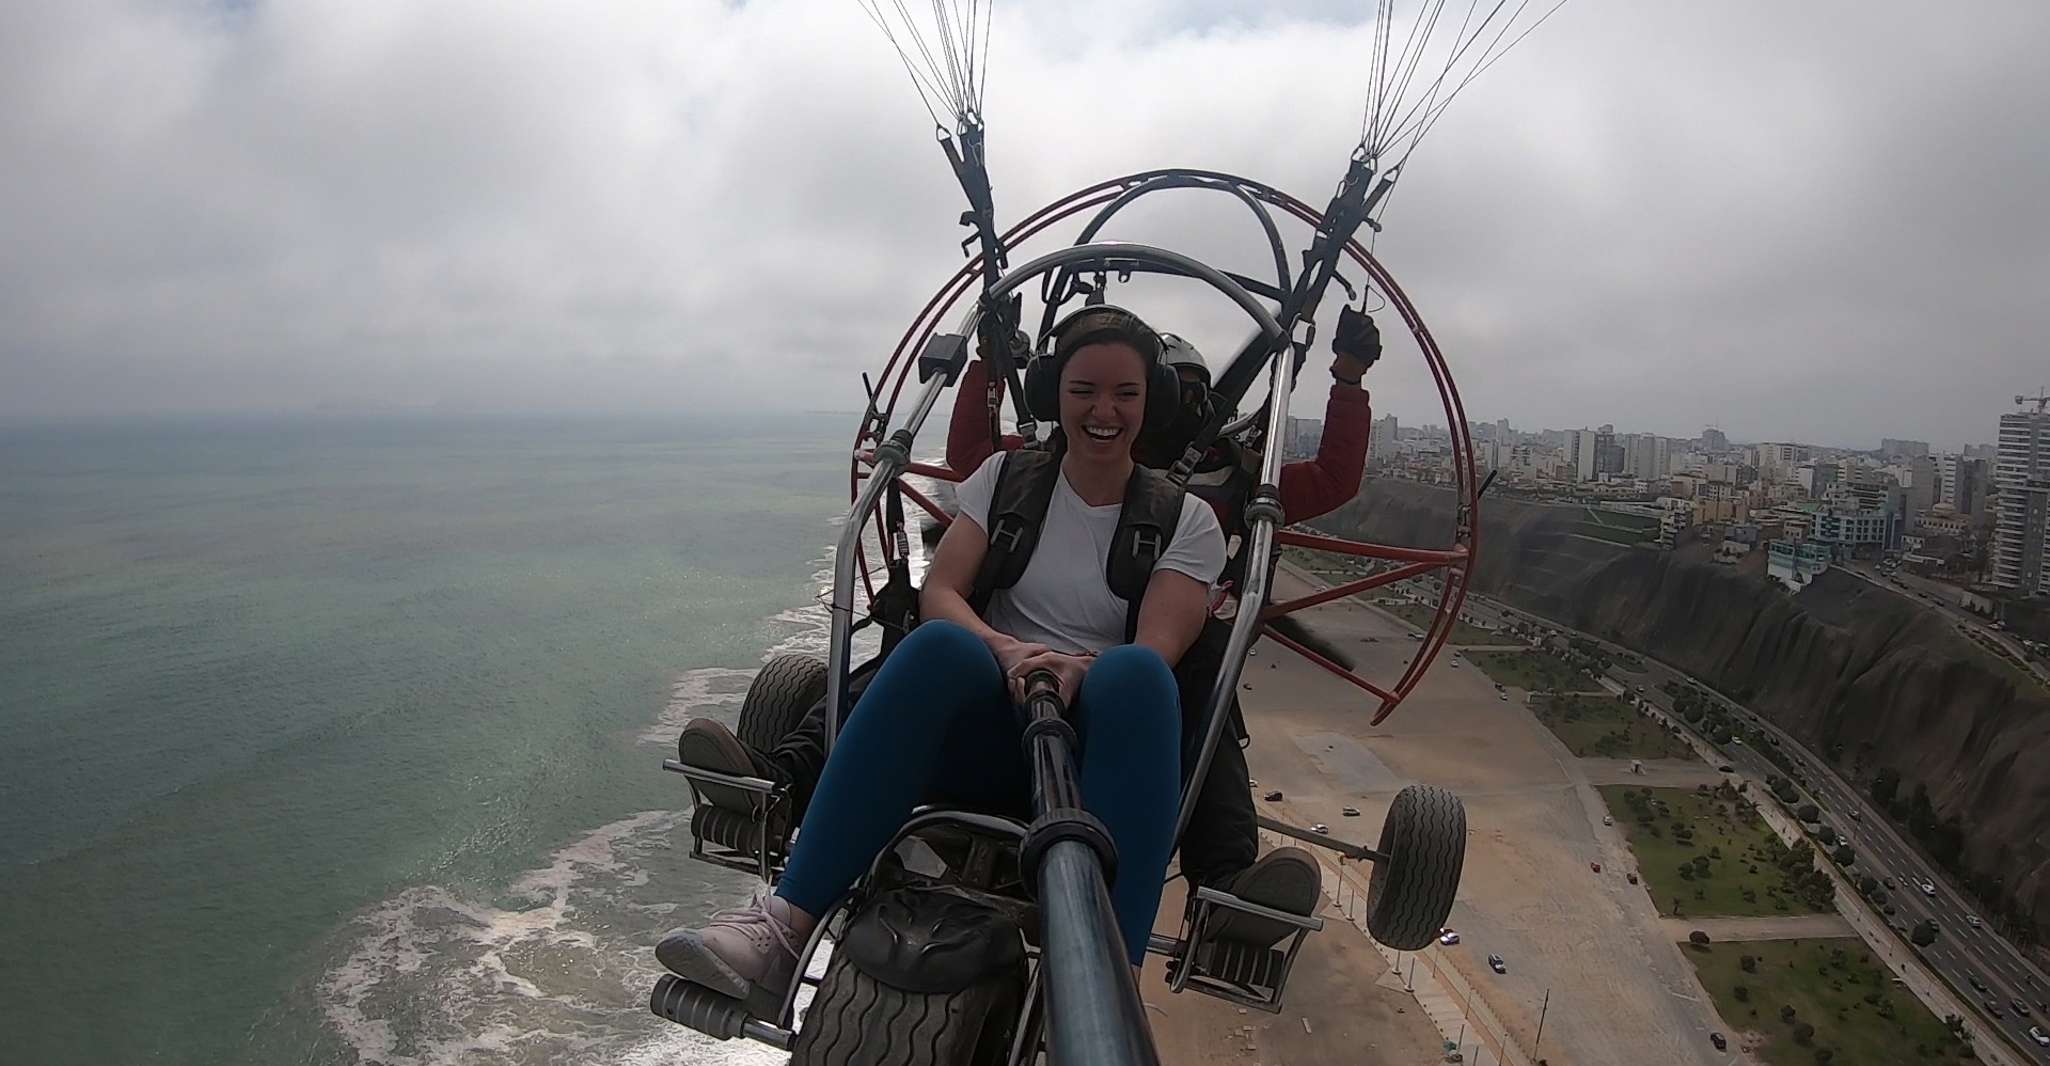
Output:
[0,413,853,1064]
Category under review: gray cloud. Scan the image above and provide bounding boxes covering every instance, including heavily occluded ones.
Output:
[2,0,2045,451]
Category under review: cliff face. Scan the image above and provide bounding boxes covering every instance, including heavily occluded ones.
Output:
[1315,480,2050,945]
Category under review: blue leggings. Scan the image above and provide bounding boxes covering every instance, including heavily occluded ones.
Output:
[775,620,1182,963]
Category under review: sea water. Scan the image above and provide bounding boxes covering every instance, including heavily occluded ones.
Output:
[0,413,872,1064]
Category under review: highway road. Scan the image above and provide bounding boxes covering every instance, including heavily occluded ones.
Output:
[1445,590,2050,1061]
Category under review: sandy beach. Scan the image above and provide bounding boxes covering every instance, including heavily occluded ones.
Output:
[1146,565,1741,1066]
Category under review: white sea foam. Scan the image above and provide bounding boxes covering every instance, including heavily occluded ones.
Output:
[324,535,868,1063]
[319,809,793,1065]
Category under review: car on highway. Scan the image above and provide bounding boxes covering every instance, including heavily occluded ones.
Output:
[1342,806,1361,817]
[1970,976,1989,994]
[1883,877,1896,890]
[1920,880,1937,897]
[1717,764,1734,772]
[2029,1025,2049,1048]
[2014,999,2032,1018]
[1498,692,1508,701]
[1709,1032,1727,1051]
[1966,914,1982,929]
[1439,929,1460,945]
[1983,998,2005,1019]
[1310,823,1329,835]
[1487,953,1506,974]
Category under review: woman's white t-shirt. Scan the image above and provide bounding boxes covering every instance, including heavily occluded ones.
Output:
[951,452,1227,655]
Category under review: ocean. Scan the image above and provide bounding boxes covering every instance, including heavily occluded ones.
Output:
[0,413,872,1065]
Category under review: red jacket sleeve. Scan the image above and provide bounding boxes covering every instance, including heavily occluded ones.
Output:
[1277,382,1372,523]
[943,359,1023,474]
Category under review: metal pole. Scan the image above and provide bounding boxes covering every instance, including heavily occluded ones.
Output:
[1407,956,1416,991]
[1040,842,1157,1066]
[1020,674,1160,1066]
[1534,987,1551,1051]
[823,372,951,753]
[1173,341,1295,846]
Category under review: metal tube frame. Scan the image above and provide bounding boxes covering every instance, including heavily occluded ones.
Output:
[851,166,1477,733]
[1015,675,1160,1066]
[825,241,1285,753]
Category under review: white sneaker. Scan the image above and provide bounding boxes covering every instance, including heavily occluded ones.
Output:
[656,891,809,1008]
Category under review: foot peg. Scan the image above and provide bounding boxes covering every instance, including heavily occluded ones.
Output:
[649,975,794,1049]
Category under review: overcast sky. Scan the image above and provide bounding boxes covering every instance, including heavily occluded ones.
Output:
[3,1,2046,450]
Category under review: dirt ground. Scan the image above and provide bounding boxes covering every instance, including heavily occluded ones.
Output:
[1161,567,1744,1066]
[1145,872,1446,1065]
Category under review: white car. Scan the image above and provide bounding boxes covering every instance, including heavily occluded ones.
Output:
[1920,880,1937,897]
[1602,815,1614,826]
[1965,915,1982,929]
[1439,929,1461,945]
[2029,1025,2049,1048]
[1311,823,1330,834]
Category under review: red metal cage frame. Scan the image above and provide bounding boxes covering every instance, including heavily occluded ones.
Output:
[848,169,1478,724]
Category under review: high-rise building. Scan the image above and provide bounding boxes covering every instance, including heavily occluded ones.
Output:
[1754,442,1812,485]
[1880,438,1931,459]
[1370,414,1399,463]
[1904,456,1936,515]
[1939,454,1987,517]
[1623,434,1668,481]
[1991,407,2050,593]
[1569,429,1597,482]
[1701,427,1729,453]
[1285,417,1325,459]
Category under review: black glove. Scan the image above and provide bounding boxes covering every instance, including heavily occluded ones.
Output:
[1333,305,1382,369]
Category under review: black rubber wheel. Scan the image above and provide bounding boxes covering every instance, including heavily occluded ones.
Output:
[737,654,828,753]
[1365,784,1466,951]
[789,950,1025,1066]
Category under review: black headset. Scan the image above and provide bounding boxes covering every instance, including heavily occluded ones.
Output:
[1021,304,1179,435]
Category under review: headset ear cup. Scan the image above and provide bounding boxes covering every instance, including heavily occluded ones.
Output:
[1023,354,1060,423]
[1144,361,1179,434]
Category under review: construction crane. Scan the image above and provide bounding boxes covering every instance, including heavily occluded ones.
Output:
[2016,388,2050,413]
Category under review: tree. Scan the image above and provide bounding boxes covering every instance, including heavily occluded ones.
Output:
[1871,767,1900,806]
[1740,954,1758,973]
[1858,874,1880,895]
[1813,1048,1834,1064]
[1734,983,1749,1002]
[1816,825,1837,845]
[1797,803,1821,823]
[1792,1022,1816,1045]
[1831,844,1856,866]
[1911,920,1939,947]
[1780,1005,1798,1023]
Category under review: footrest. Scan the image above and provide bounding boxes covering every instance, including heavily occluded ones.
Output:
[1165,885,1323,1013]
[1196,940,1287,988]
[649,975,793,1049]
[665,758,791,881]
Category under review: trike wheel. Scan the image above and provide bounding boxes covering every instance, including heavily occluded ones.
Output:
[736,653,828,752]
[1366,784,1466,951]
[791,948,1025,1066]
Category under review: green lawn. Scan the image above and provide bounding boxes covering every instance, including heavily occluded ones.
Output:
[1371,599,1500,644]
[1599,786,1834,918]
[1467,650,1592,693]
[1686,938,1973,1066]
[1534,694,1694,759]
